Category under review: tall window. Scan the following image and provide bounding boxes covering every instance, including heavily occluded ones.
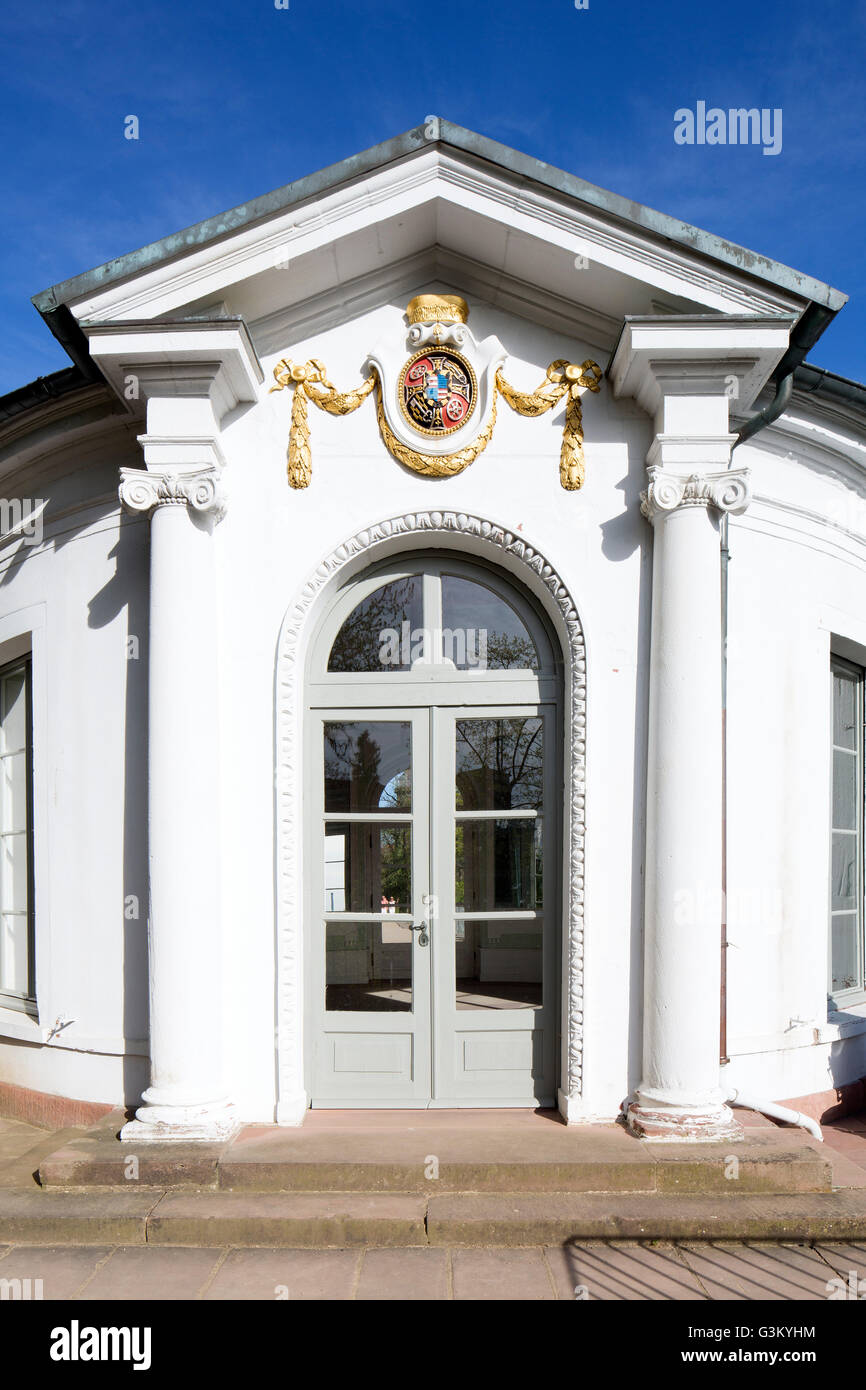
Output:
[0,658,34,1012]
[830,656,865,1003]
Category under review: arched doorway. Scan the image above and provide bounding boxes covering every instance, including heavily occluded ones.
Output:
[304,553,563,1106]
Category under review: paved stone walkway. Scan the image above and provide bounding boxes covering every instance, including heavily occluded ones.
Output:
[1,1239,865,1299]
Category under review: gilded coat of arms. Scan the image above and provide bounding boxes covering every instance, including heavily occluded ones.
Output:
[271,290,601,488]
[398,348,477,435]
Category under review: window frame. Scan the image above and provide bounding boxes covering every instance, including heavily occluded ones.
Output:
[0,655,35,1014]
[829,653,866,1009]
[307,553,562,710]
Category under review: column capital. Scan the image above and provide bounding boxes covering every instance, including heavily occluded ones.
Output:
[640,465,751,525]
[119,465,226,521]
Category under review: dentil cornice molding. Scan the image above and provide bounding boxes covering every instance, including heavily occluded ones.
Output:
[640,466,751,523]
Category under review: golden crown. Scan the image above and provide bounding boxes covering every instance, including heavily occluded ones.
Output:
[406,294,469,326]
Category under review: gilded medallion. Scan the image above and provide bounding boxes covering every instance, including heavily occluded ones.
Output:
[398,348,477,436]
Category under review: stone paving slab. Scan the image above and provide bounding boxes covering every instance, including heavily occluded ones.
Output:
[0,1244,115,1299]
[356,1247,451,1300]
[0,1239,863,1298]
[450,1247,556,1300]
[555,1240,707,1300]
[674,1242,782,1300]
[78,1246,225,1300]
[810,1239,866,1277]
[203,1248,360,1300]
[692,1241,835,1300]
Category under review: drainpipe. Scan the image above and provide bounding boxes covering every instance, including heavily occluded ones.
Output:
[718,369,821,1133]
[727,1087,823,1142]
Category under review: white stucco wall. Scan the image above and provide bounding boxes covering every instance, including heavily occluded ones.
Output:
[0,436,150,1105]
[1,300,865,1123]
[724,419,866,1101]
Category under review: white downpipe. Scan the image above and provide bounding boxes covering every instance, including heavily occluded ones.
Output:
[726,1087,823,1142]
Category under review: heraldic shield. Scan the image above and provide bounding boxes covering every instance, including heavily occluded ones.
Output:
[368,295,506,465]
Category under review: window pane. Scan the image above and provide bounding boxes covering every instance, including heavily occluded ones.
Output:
[1,750,27,833]
[456,818,542,911]
[833,669,858,751]
[831,660,864,996]
[0,831,27,913]
[0,912,28,996]
[832,833,858,911]
[324,823,411,914]
[455,918,542,1010]
[325,921,412,1012]
[328,577,422,672]
[441,576,539,670]
[456,718,543,810]
[832,748,857,831]
[1,672,26,751]
[831,913,861,994]
[324,722,411,813]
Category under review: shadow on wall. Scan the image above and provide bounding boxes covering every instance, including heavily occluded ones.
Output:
[599,425,652,1102]
[88,510,150,1110]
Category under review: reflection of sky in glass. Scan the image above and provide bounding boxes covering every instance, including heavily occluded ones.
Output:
[442,576,538,670]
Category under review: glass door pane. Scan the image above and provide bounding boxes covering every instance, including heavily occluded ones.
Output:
[312,708,432,1104]
[431,704,556,1106]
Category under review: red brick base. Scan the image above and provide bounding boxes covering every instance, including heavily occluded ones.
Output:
[780,1076,866,1125]
[0,1079,115,1130]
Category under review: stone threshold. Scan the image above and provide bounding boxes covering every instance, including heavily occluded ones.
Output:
[33,1108,834,1196]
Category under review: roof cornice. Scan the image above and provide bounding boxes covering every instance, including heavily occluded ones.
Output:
[32,116,846,325]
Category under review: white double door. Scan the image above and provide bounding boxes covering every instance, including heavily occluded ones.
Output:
[309,701,558,1107]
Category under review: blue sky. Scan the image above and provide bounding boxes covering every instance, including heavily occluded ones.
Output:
[1,0,863,394]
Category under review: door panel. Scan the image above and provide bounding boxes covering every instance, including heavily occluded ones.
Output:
[309,708,432,1103]
[430,704,557,1106]
[308,702,557,1107]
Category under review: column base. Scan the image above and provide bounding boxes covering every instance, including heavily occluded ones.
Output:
[627,1101,744,1143]
[120,1099,239,1144]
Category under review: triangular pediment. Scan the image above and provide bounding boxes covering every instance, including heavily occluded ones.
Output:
[33,119,844,377]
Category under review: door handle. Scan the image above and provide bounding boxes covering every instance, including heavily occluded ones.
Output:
[410,923,430,947]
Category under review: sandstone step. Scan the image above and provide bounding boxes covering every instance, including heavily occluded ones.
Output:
[38,1126,832,1196]
[146,1192,428,1247]
[0,1188,160,1245]
[4,1186,866,1248]
[426,1191,866,1245]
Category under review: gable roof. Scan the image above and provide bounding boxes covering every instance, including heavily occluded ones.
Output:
[12,116,852,411]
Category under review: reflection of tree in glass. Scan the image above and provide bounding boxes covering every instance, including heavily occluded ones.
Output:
[381,826,410,911]
[325,726,386,811]
[455,718,543,810]
[481,633,538,671]
[328,577,420,671]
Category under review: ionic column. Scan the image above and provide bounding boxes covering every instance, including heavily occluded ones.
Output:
[628,466,750,1141]
[118,465,236,1141]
